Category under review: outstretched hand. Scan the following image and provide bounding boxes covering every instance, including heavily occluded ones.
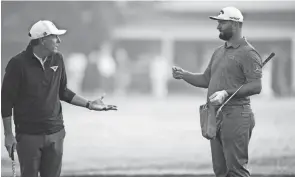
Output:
[89,94,118,111]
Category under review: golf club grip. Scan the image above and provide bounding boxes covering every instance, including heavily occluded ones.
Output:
[262,52,275,67]
[11,149,14,160]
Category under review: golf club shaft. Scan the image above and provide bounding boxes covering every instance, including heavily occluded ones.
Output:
[216,52,276,117]
[11,148,16,177]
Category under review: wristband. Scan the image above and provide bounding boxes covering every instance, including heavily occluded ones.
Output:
[86,101,91,109]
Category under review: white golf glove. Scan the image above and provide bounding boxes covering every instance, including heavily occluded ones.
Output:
[209,90,229,105]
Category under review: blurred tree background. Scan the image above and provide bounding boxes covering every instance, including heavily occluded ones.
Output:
[2,1,294,97]
[1,1,124,78]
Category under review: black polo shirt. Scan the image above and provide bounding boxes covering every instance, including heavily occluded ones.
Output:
[203,37,263,106]
[1,45,76,134]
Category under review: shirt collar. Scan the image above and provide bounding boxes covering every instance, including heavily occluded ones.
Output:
[225,37,247,49]
[25,44,51,61]
[33,53,47,62]
[25,44,34,58]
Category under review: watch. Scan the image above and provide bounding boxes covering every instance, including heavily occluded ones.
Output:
[86,101,91,109]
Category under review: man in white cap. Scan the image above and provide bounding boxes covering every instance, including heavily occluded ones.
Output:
[2,20,117,177]
[172,7,263,177]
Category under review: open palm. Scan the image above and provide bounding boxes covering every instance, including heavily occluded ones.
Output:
[89,95,117,111]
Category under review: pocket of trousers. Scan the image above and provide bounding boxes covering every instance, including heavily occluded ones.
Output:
[56,128,66,140]
[60,128,66,140]
[241,112,255,129]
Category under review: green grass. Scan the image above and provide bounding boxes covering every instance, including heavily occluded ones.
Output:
[2,95,295,176]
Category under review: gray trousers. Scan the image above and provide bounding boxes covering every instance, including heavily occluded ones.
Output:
[210,105,255,177]
[16,129,65,177]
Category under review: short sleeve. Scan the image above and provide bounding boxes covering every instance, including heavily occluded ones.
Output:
[240,50,263,82]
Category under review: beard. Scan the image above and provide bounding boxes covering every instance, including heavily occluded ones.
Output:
[219,28,233,41]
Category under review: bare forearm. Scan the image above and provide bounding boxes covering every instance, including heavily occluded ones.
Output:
[182,71,209,88]
[2,116,13,135]
[70,95,88,108]
[226,80,262,98]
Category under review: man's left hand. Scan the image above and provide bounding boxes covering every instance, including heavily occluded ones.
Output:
[209,90,229,105]
[89,94,117,111]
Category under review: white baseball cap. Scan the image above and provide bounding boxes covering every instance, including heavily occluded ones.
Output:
[29,20,66,39]
[209,6,243,22]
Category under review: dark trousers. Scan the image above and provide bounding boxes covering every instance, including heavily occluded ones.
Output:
[210,105,255,177]
[16,129,65,177]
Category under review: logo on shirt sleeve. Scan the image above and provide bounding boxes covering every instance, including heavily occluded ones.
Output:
[253,63,262,74]
[50,66,58,72]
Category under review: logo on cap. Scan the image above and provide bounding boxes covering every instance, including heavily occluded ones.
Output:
[230,17,240,20]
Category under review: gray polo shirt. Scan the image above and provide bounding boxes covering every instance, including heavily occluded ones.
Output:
[203,37,262,106]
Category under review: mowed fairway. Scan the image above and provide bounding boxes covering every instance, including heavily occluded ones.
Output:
[2,95,295,176]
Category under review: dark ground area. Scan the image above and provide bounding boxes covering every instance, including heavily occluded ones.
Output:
[62,175,295,177]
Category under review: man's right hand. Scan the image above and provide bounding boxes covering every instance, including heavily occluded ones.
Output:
[172,66,186,80]
[5,134,17,159]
